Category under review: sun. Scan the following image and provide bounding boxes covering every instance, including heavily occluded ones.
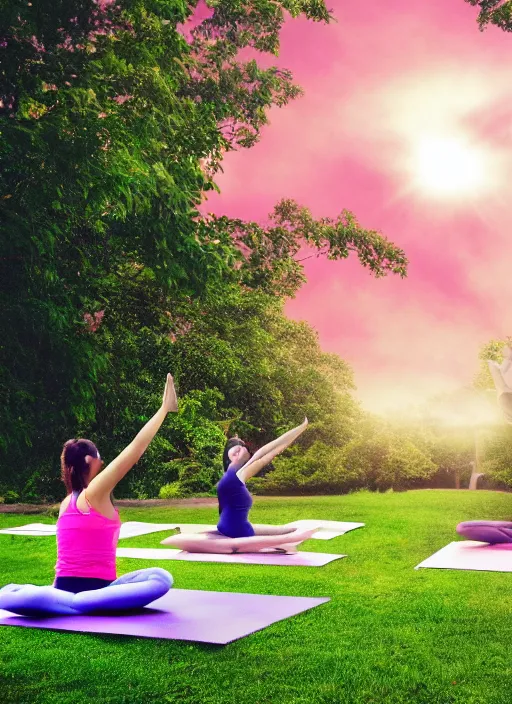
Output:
[413,136,486,198]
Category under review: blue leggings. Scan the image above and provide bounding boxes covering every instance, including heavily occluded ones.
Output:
[0,568,172,617]
[217,512,255,538]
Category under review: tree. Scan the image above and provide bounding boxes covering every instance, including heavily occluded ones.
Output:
[204,199,407,299]
[252,412,437,495]
[466,1,512,32]
[481,426,512,487]
[0,0,333,488]
[428,431,475,489]
[95,280,362,499]
[0,0,409,500]
[250,442,356,495]
[340,414,437,492]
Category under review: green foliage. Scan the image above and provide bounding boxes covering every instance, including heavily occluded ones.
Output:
[426,431,474,488]
[0,0,411,501]
[340,430,437,492]
[42,505,60,518]
[204,199,408,299]
[171,288,361,445]
[88,282,361,498]
[159,481,185,499]
[2,490,20,504]
[473,337,512,390]
[481,425,512,487]
[177,460,220,495]
[466,0,512,32]
[1,0,224,492]
[253,416,437,495]
[250,442,356,495]
[91,387,227,499]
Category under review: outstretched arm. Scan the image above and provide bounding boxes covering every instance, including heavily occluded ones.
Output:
[86,374,178,501]
[242,422,307,469]
[236,418,308,484]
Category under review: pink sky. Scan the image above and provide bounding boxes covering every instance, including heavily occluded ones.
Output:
[204,0,512,414]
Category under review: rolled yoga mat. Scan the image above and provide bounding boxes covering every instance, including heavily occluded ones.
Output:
[116,547,345,567]
[0,589,330,644]
[415,541,512,572]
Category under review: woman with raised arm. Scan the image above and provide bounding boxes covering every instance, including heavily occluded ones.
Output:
[0,374,178,616]
[456,347,512,544]
[162,418,318,553]
[486,346,512,424]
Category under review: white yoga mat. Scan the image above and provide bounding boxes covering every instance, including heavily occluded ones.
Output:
[0,522,179,539]
[0,523,56,536]
[288,520,364,539]
[415,540,512,572]
[175,520,365,541]
[119,522,179,539]
[116,547,345,566]
[0,519,364,541]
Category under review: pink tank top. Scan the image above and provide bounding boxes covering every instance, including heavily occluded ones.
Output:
[55,491,121,581]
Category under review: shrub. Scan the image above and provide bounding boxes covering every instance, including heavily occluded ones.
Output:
[4,490,20,504]
[178,460,221,495]
[250,442,360,495]
[251,433,437,495]
[159,482,185,499]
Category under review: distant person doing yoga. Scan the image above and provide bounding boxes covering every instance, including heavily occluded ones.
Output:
[0,374,178,616]
[162,418,318,553]
[457,347,512,544]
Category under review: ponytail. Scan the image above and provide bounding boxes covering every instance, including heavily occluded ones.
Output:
[60,439,98,493]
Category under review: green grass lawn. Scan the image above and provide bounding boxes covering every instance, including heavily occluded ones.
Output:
[1,490,512,704]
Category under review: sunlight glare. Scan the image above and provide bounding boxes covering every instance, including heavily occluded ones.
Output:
[414,136,486,197]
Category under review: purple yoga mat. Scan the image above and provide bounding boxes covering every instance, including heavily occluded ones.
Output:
[0,589,329,644]
[116,547,345,566]
[415,540,512,572]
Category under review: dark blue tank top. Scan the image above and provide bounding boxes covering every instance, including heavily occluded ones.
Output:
[217,465,255,538]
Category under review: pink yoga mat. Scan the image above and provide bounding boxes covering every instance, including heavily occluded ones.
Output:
[0,589,329,644]
[116,547,345,566]
[415,541,512,572]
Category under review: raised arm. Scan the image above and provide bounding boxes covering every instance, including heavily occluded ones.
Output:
[488,360,511,396]
[500,347,512,388]
[236,418,308,484]
[86,374,178,502]
[242,423,305,469]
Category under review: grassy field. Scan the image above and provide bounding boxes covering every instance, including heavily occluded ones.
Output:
[1,490,512,704]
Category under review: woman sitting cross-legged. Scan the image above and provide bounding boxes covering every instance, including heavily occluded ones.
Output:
[0,374,178,617]
[162,418,318,554]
